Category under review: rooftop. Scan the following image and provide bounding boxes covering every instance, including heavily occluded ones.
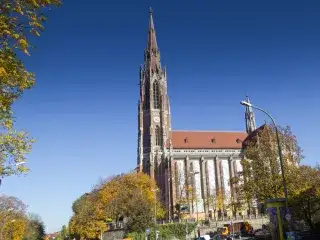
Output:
[170,130,247,149]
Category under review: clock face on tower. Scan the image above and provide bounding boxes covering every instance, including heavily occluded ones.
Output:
[153,116,160,123]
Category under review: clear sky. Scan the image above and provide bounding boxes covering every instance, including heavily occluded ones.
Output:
[2,0,320,233]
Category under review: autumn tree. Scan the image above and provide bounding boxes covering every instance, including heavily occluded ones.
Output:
[0,195,46,240]
[0,194,27,240]
[0,0,60,178]
[227,178,246,217]
[173,169,205,221]
[23,213,46,240]
[174,170,193,220]
[68,192,105,240]
[99,172,165,232]
[288,165,320,229]
[2,218,26,240]
[240,124,303,205]
[60,225,69,240]
[69,172,165,238]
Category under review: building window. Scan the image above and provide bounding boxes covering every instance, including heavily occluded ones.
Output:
[153,81,161,109]
[184,138,188,143]
[144,81,150,110]
[155,126,162,146]
[211,138,216,144]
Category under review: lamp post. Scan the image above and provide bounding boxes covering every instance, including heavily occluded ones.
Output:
[0,162,26,187]
[240,101,289,211]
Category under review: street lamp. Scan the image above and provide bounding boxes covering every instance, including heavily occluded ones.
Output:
[0,162,26,187]
[15,161,26,167]
[240,100,289,211]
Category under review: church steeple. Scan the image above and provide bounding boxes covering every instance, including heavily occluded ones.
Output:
[147,7,158,52]
[245,95,256,134]
[138,8,171,180]
[145,7,161,72]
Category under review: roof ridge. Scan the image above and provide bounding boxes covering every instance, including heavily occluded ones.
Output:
[171,130,247,133]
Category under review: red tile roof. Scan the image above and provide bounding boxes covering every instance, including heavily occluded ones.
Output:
[171,130,247,149]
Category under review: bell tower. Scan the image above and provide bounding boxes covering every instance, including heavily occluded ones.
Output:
[137,8,171,181]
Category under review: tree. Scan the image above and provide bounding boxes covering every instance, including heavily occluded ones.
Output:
[0,194,27,226]
[0,195,27,240]
[227,178,246,218]
[0,0,60,178]
[60,225,69,240]
[173,170,201,221]
[288,165,320,229]
[99,172,165,232]
[2,218,26,240]
[241,124,303,204]
[68,192,105,240]
[23,213,46,240]
[50,225,70,240]
[69,172,166,238]
[0,195,46,240]
[174,170,193,220]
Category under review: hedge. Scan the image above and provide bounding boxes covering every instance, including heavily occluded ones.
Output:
[127,222,197,240]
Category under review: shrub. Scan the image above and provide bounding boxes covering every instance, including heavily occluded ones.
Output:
[127,222,197,240]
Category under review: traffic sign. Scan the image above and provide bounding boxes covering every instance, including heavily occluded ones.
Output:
[285,214,291,222]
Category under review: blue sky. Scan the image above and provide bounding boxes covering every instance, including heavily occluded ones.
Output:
[2,0,320,233]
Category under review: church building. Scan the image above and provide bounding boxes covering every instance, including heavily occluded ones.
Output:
[137,9,257,220]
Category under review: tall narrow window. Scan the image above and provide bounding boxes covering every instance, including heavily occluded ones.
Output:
[155,125,162,146]
[153,81,161,109]
[144,81,150,110]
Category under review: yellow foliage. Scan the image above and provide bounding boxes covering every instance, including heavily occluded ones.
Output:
[69,172,166,237]
[2,219,26,240]
[0,0,60,178]
[0,67,7,76]
[18,39,28,50]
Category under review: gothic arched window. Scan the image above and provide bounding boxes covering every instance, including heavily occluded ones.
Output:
[144,81,150,110]
[155,126,162,146]
[153,81,161,109]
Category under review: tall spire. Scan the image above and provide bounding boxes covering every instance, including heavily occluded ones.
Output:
[245,95,257,134]
[147,7,158,51]
[145,7,161,72]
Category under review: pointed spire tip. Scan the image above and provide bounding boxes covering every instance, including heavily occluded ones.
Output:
[149,7,153,14]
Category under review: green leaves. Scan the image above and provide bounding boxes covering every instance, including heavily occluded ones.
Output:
[0,130,34,176]
[0,0,60,178]
[127,223,197,240]
[288,165,320,229]
[237,124,304,215]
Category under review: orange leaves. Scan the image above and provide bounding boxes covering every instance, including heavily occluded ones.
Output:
[99,172,158,208]
[69,172,166,236]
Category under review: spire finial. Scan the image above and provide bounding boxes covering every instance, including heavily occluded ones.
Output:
[149,7,155,30]
[246,94,251,103]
